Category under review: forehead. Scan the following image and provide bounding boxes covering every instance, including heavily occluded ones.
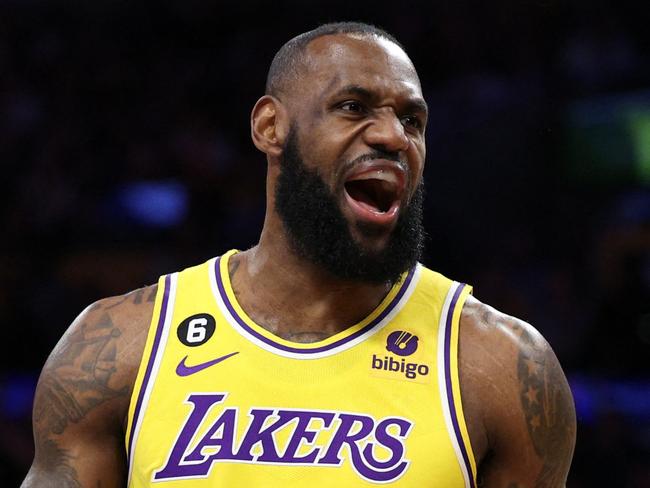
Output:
[301,34,422,100]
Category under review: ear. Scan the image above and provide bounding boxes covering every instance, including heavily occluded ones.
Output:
[250,95,289,158]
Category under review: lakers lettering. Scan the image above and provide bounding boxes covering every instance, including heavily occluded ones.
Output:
[155,393,414,484]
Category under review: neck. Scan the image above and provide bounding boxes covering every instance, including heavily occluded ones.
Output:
[229,221,394,342]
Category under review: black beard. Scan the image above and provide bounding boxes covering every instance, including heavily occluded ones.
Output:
[274,129,425,285]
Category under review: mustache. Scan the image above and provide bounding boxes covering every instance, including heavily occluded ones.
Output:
[345,150,406,168]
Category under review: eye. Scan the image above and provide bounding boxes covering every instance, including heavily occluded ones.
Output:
[339,100,365,113]
[401,115,423,130]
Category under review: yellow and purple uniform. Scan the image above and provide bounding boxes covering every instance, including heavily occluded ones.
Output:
[125,250,477,487]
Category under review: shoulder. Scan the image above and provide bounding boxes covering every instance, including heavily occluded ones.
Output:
[24,284,160,486]
[35,283,159,435]
[459,294,551,377]
[458,294,568,410]
[61,284,159,386]
[458,295,576,486]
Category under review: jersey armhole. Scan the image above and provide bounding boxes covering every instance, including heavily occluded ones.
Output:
[124,273,178,485]
[438,282,478,488]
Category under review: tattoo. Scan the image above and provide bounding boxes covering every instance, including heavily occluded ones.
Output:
[132,289,145,304]
[465,300,574,486]
[479,305,496,327]
[104,295,129,310]
[229,256,241,279]
[105,285,157,310]
[35,312,128,436]
[36,438,82,487]
[515,320,575,486]
[147,284,158,302]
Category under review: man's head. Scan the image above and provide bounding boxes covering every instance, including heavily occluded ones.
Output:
[251,22,427,284]
[264,23,405,98]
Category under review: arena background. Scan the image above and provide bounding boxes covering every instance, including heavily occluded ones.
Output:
[1,0,649,485]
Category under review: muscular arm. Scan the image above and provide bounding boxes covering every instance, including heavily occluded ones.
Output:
[460,296,576,488]
[21,286,156,487]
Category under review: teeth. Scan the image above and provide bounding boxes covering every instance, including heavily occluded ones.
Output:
[348,169,399,186]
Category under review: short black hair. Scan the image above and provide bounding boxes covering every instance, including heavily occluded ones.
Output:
[265,22,404,96]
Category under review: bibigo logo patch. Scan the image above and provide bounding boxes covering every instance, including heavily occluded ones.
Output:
[371,330,430,381]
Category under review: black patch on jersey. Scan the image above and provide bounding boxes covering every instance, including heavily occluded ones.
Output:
[177,313,216,347]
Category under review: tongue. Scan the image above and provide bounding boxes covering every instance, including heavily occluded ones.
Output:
[346,181,384,212]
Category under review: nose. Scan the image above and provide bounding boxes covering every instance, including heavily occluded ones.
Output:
[362,111,410,154]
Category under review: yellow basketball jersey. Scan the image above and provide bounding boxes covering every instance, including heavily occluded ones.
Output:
[125,250,477,487]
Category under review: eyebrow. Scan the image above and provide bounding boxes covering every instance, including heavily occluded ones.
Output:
[332,84,428,115]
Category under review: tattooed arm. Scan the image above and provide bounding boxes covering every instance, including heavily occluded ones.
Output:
[459,296,576,488]
[21,286,157,487]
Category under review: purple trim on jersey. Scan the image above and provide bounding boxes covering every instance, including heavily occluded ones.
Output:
[444,283,476,488]
[214,256,415,355]
[127,274,171,463]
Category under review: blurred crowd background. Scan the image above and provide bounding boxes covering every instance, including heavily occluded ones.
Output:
[1,0,649,485]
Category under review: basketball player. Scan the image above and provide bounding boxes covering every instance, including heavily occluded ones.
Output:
[22,23,576,487]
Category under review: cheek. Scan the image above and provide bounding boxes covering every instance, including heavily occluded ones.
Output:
[301,131,353,184]
[408,141,426,186]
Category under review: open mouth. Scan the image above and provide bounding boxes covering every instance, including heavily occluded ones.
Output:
[344,178,399,213]
[342,163,406,224]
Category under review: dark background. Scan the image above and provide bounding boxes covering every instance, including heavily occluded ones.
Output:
[2,0,649,485]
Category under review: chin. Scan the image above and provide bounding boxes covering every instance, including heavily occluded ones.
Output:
[350,224,392,254]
